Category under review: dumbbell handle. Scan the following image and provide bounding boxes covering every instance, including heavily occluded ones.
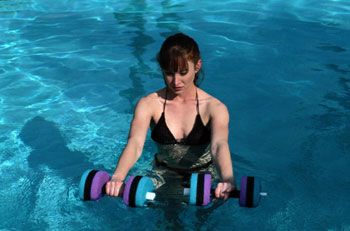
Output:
[101,182,123,196]
[224,189,240,198]
[183,188,267,198]
[101,183,156,201]
[183,188,240,198]
[211,189,267,198]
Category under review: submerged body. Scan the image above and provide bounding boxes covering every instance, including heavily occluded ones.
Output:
[150,88,219,189]
[106,33,235,201]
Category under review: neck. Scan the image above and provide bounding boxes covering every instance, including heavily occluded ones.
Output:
[167,85,197,102]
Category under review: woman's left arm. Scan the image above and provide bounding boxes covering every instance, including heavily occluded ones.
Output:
[210,101,236,201]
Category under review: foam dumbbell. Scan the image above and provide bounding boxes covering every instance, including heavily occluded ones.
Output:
[184,173,267,207]
[79,169,156,207]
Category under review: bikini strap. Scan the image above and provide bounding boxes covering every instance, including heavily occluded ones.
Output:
[163,88,168,113]
[196,88,200,114]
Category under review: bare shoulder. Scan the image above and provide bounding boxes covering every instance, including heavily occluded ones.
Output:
[134,89,165,115]
[137,92,156,105]
[198,88,229,118]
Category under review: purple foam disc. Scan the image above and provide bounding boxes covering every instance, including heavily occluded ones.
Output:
[239,176,247,206]
[90,171,110,200]
[123,176,136,206]
[203,174,212,206]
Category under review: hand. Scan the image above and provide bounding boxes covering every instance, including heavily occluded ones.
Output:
[105,178,125,197]
[213,181,236,202]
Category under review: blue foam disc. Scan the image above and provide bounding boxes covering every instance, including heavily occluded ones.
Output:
[189,173,198,205]
[134,177,155,207]
[79,169,93,200]
[253,178,261,207]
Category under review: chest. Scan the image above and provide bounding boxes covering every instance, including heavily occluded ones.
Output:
[154,102,210,141]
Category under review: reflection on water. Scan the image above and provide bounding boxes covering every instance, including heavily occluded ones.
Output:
[113,0,187,112]
[316,43,347,53]
[114,0,154,112]
[156,0,183,39]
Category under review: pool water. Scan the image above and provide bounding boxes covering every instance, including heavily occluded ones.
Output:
[1,0,350,230]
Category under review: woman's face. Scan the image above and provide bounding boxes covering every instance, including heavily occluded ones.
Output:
[163,59,201,94]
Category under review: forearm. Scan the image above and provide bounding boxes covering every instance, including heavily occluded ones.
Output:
[211,142,235,185]
[111,139,143,181]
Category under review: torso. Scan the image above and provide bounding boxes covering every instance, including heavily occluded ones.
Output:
[150,87,211,145]
[147,87,220,183]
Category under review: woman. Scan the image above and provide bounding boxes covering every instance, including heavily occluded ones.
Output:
[106,33,236,201]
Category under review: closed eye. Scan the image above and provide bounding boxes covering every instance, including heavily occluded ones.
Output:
[163,70,188,76]
[180,71,188,76]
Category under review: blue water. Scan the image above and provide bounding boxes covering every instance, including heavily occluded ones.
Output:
[1,0,350,230]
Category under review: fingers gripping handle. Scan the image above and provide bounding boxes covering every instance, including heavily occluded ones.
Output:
[102,182,125,197]
[104,176,156,205]
[80,170,156,207]
[183,188,241,198]
[184,174,267,207]
[211,188,240,198]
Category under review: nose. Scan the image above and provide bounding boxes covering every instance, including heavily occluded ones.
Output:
[172,73,182,86]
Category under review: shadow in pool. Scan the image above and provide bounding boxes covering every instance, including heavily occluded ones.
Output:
[19,116,96,178]
[17,116,102,230]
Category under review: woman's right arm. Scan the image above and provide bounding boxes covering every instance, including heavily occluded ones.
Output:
[105,95,153,197]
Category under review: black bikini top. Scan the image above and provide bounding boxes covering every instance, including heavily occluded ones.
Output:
[151,88,211,145]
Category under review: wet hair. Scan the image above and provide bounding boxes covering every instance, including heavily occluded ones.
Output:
[157,33,204,86]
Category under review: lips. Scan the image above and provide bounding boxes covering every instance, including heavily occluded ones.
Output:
[173,87,183,91]
[173,86,183,91]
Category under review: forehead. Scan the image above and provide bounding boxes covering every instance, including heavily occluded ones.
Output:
[163,58,195,72]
